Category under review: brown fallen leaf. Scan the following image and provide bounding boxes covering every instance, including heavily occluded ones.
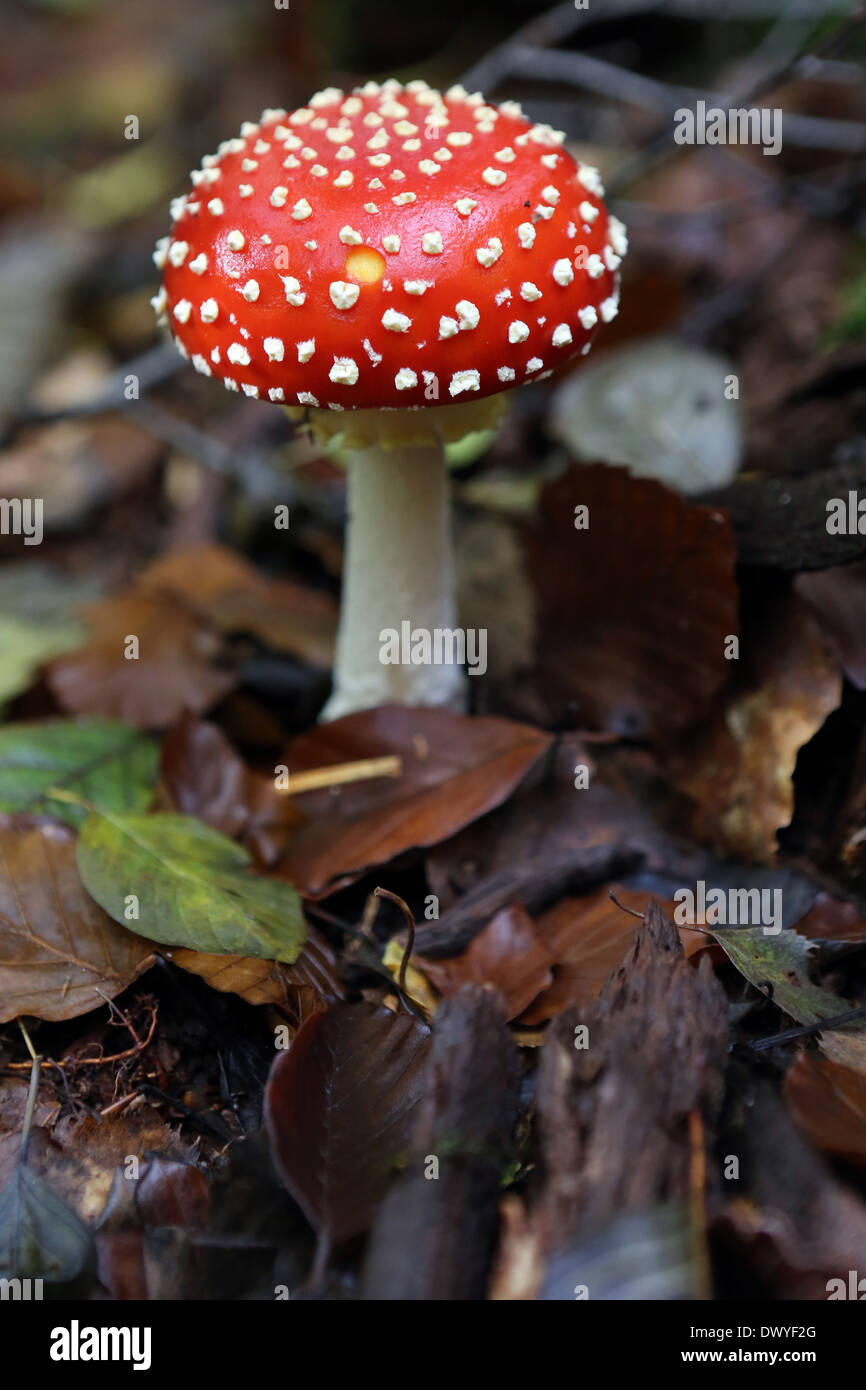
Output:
[47,593,236,730]
[785,1051,866,1169]
[96,1155,211,1301]
[416,905,553,1022]
[672,592,842,863]
[792,891,866,943]
[45,535,340,731]
[0,416,160,540]
[518,884,704,1026]
[630,153,795,301]
[277,707,553,898]
[524,464,738,738]
[140,542,337,668]
[264,1002,431,1270]
[136,1158,211,1228]
[161,714,303,867]
[168,951,297,1010]
[0,816,155,1023]
[739,333,865,480]
[170,926,342,1022]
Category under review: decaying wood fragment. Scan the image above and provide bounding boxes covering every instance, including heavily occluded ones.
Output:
[527,901,728,1288]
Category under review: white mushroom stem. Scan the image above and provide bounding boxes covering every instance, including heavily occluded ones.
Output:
[320,439,465,721]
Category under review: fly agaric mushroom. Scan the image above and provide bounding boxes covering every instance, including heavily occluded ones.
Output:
[154,79,626,719]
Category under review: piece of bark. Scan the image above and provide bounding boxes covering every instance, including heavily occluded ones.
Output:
[362,984,520,1300]
[704,451,866,572]
[531,900,728,1252]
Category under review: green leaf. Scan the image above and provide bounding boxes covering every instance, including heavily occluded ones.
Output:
[713,927,866,1071]
[0,615,85,710]
[826,265,866,346]
[0,563,100,715]
[0,1165,93,1283]
[0,719,158,828]
[76,810,306,962]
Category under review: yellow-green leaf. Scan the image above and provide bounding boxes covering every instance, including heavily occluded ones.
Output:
[76,810,306,962]
[713,927,866,1071]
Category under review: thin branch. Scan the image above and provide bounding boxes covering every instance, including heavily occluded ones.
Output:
[19,1055,42,1166]
[609,890,646,920]
[131,398,235,474]
[11,342,183,429]
[749,1004,866,1051]
[279,755,402,795]
[373,886,417,1000]
[511,44,866,154]
[507,42,691,115]
[608,3,866,194]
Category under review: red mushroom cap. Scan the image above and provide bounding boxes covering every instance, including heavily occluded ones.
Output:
[154,80,626,411]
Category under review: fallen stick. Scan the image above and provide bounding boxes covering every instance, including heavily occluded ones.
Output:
[279,755,402,795]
